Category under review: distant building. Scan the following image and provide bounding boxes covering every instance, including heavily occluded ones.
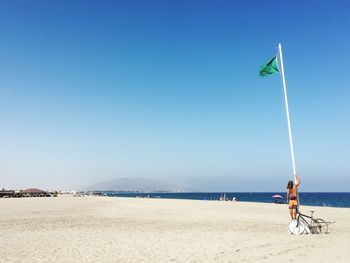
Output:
[21,188,50,197]
[0,189,14,198]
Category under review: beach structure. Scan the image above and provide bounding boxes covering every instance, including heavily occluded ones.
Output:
[21,188,51,197]
[0,189,14,198]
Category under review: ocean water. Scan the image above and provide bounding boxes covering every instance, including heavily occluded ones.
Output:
[104,192,350,208]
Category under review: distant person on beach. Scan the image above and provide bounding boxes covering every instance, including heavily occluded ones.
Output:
[287,175,301,220]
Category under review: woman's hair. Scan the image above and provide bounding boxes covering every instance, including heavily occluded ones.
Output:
[287,180,294,189]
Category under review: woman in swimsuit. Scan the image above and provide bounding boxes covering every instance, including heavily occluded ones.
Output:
[287,175,301,220]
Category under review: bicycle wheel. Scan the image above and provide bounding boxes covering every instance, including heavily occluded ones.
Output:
[314,218,328,234]
[288,220,305,235]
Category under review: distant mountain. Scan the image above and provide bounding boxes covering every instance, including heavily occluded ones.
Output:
[85,177,192,192]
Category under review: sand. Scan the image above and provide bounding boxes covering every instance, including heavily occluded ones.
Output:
[0,196,349,263]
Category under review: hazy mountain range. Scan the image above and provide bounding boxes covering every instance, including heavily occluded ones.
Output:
[85,177,193,192]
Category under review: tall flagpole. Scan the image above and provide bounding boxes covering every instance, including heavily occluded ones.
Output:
[278,43,297,177]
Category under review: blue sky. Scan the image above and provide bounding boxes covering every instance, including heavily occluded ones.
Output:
[0,0,349,191]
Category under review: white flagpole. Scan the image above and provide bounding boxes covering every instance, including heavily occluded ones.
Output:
[278,43,297,177]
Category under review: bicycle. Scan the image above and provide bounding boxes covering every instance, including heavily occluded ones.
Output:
[288,210,331,235]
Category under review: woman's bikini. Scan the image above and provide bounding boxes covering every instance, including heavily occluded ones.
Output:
[289,186,298,209]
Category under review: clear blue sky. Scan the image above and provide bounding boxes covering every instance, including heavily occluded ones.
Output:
[0,0,349,191]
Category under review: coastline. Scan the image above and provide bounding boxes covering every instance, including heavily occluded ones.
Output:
[1,195,349,262]
[104,191,350,208]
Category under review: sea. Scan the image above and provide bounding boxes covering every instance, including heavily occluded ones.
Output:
[104,192,350,208]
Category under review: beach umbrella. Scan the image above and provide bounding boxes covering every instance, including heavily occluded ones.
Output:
[272,194,283,199]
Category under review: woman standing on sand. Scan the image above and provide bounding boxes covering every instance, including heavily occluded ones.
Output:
[287,175,301,220]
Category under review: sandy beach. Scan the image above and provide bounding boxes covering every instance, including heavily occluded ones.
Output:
[0,196,349,263]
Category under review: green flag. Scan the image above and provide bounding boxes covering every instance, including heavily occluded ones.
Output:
[259,56,279,77]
